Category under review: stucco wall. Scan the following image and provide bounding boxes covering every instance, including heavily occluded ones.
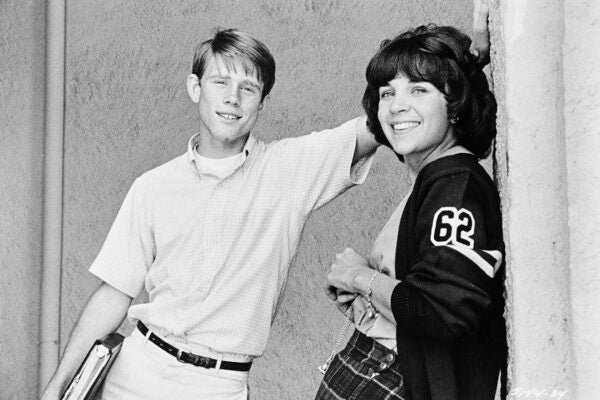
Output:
[3,0,595,398]
[58,0,472,398]
[564,0,600,398]
[0,1,46,399]
[491,0,574,397]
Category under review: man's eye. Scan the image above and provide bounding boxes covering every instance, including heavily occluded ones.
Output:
[411,87,427,94]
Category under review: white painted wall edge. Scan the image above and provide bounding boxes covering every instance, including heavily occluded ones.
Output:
[496,0,574,395]
[39,0,66,393]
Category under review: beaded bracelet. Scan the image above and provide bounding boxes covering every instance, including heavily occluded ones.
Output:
[366,271,381,319]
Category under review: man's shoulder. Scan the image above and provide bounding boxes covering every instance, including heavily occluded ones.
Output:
[136,153,189,185]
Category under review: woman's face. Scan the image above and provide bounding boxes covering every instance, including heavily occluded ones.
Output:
[377,74,455,165]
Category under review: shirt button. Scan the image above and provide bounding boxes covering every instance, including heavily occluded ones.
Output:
[379,362,389,371]
[386,353,395,363]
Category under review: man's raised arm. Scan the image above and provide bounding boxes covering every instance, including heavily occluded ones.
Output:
[352,116,379,165]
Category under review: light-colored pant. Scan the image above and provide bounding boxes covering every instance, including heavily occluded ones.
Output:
[99,328,249,400]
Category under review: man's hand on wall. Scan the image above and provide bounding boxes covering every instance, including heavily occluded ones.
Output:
[471,0,491,65]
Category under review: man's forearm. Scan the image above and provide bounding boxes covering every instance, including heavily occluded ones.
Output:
[41,282,132,399]
[352,116,380,165]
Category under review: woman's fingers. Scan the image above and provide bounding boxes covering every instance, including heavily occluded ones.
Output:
[336,292,358,303]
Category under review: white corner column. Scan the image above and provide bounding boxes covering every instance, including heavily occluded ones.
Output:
[490,0,574,397]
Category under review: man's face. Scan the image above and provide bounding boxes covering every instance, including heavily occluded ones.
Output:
[188,55,265,158]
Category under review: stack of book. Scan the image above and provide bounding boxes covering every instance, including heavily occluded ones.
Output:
[60,332,125,400]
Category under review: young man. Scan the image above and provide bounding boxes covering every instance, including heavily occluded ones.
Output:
[42,29,377,400]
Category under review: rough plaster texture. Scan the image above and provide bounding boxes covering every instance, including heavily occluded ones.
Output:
[0,1,46,399]
[57,0,472,398]
[564,0,600,398]
[492,0,574,397]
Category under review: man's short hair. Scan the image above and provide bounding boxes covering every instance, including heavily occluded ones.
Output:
[192,28,276,101]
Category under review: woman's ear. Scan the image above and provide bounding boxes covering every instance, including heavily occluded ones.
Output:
[186,74,201,103]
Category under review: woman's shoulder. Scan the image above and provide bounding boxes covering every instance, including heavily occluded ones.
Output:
[417,153,494,190]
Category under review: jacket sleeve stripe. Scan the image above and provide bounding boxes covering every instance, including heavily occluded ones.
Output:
[443,244,503,278]
[483,249,503,271]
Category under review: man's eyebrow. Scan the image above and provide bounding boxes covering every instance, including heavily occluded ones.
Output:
[241,79,261,89]
[208,73,231,80]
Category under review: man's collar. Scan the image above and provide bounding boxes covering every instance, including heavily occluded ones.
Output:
[186,133,256,164]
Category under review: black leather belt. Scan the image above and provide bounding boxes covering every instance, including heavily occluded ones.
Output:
[137,321,252,371]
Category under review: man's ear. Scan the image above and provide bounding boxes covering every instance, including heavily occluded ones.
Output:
[187,74,201,103]
[259,95,269,111]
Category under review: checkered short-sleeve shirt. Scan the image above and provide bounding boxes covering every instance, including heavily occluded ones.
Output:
[89,118,372,359]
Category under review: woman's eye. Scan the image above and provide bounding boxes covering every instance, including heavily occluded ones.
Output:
[242,86,256,94]
[380,90,393,99]
[411,87,427,94]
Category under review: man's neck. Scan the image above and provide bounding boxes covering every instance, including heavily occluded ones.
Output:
[195,136,249,159]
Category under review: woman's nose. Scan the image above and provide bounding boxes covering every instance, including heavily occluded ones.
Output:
[389,95,409,114]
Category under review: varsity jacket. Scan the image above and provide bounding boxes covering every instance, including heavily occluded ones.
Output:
[390,153,506,400]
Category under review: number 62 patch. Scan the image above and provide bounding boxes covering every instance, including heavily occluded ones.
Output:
[430,207,475,248]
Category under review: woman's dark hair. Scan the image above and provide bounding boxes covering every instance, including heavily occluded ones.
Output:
[362,24,497,159]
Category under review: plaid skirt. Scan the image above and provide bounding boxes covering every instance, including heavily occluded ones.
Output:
[314,329,407,400]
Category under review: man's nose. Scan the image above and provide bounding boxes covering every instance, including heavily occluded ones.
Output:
[224,87,241,106]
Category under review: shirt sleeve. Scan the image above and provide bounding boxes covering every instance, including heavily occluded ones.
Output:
[269,117,373,213]
[390,171,504,341]
[89,178,155,298]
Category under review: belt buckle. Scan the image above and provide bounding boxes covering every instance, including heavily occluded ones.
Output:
[176,349,210,368]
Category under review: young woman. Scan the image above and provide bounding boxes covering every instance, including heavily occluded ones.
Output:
[315,25,506,400]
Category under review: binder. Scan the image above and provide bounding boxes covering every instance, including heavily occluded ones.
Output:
[60,332,125,400]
